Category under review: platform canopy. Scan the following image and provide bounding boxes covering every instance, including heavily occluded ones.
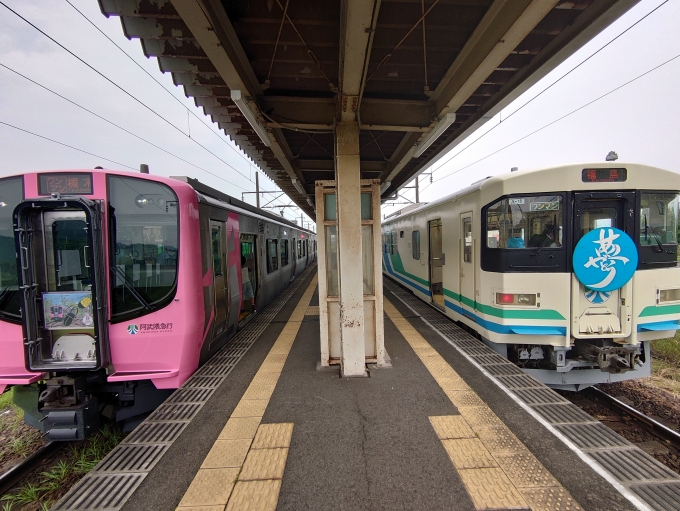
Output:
[99,0,638,217]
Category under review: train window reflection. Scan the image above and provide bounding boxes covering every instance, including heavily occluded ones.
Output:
[580,208,616,238]
[486,195,563,249]
[108,176,179,320]
[0,177,23,321]
[640,192,679,246]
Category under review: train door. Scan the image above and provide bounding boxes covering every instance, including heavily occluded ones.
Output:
[239,234,258,321]
[428,219,444,309]
[459,213,474,314]
[210,221,228,338]
[572,192,635,337]
[14,200,109,372]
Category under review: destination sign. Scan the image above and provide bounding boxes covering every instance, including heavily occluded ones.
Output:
[581,168,627,183]
[39,173,93,195]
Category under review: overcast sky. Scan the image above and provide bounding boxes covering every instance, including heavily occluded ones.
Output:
[0,0,678,224]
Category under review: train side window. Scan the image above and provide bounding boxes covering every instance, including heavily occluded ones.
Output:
[391,231,399,255]
[280,239,289,266]
[267,239,279,273]
[0,176,24,322]
[108,175,179,321]
[297,239,302,258]
[412,230,420,259]
[211,224,222,276]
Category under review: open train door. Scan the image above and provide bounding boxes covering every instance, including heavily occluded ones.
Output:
[428,219,444,309]
[14,198,110,374]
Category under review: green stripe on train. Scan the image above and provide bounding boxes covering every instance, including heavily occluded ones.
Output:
[639,304,680,317]
[443,288,565,320]
[388,253,429,287]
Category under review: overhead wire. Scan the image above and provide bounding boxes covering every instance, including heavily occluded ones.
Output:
[0,62,250,192]
[63,0,273,175]
[427,0,670,179]
[0,121,137,170]
[430,53,680,185]
[0,1,256,186]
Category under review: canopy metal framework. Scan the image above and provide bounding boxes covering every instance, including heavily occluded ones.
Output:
[98,0,638,217]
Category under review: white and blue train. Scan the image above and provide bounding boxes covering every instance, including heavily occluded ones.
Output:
[382,163,680,390]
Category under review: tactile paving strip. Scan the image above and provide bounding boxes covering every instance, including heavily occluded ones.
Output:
[384,278,680,511]
[178,277,317,511]
[384,297,583,511]
[53,265,317,511]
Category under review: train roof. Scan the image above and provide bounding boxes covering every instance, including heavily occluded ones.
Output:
[171,175,315,236]
[382,162,679,224]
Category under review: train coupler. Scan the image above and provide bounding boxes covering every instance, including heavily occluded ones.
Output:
[574,340,642,373]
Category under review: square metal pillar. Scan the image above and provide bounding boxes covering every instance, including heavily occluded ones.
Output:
[316,122,386,377]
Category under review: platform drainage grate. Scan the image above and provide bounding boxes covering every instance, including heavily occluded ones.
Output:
[631,482,680,511]
[52,473,146,511]
[589,448,680,483]
[555,423,632,450]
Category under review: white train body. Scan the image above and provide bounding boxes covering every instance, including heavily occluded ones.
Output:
[382,163,680,390]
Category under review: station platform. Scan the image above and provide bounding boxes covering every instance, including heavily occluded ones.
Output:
[54,266,680,511]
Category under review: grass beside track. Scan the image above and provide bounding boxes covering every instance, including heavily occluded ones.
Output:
[650,333,680,395]
[1,424,124,510]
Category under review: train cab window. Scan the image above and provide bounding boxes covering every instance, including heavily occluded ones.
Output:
[108,175,179,321]
[638,191,679,268]
[0,177,24,322]
[412,230,420,259]
[266,239,279,273]
[280,239,289,266]
[486,195,563,249]
[483,194,566,273]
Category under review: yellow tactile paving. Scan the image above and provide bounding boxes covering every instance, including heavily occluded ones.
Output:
[239,447,289,480]
[476,427,526,455]
[445,390,485,408]
[178,468,239,507]
[201,439,251,468]
[522,487,584,511]
[219,417,262,440]
[176,275,317,511]
[251,423,294,449]
[494,452,561,488]
[429,415,476,440]
[458,467,528,510]
[384,296,582,511]
[241,383,277,401]
[457,406,506,429]
[442,438,498,469]
[225,480,282,511]
[230,399,269,418]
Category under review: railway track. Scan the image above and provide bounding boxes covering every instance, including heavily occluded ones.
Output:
[0,441,65,496]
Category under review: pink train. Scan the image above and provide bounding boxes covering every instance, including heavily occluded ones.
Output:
[0,169,316,439]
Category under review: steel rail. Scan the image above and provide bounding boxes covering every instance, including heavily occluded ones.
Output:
[589,386,680,449]
[0,441,65,496]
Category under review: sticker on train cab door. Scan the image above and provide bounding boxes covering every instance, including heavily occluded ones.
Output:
[573,227,637,292]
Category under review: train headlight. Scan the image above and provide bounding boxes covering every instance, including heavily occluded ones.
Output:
[495,292,537,306]
[658,288,680,304]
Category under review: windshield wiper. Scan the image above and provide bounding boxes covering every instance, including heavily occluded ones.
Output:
[643,214,670,253]
[109,266,154,310]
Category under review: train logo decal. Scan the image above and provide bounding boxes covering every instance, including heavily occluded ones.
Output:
[573,227,638,292]
[127,324,139,335]
[585,289,611,304]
